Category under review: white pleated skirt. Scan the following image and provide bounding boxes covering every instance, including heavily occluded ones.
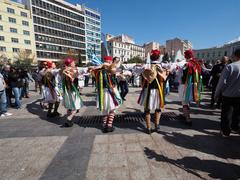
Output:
[42,86,58,103]
[139,89,161,111]
[63,90,83,110]
[96,88,121,114]
[178,84,193,105]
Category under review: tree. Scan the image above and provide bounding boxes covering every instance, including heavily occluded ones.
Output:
[0,53,10,66]
[126,56,144,64]
[13,49,35,67]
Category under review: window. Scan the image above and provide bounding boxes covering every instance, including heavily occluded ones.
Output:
[7,8,15,14]
[12,48,19,52]
[23,30,30,35]
[0,46,6,52]
[21,12,28,17]
[10,28,17,33]
[22,21,29,26]
[11,38,18,43]
[0,25,3,31]
[9,17,16,23]
[0,36,5,41]
[24,40,31,44]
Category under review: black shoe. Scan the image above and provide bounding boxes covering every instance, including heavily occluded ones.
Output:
[63,121,73,127]
[155,125,160,133]
[220,130,230,137]
[47,113,54,118]
[106,126,115,133]
[52,112,61,117]
[146,128,152,135]
[231,129,240,134]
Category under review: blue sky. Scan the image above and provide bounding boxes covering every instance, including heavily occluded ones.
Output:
[68,0,239,49]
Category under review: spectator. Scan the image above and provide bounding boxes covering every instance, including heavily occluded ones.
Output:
[215,49,240,137]
[118,71,129,101]
[1,65,12,107]
[209,56,228,108]
[0,72,12,117]
[21,69,34,98]
[8,67,22,109]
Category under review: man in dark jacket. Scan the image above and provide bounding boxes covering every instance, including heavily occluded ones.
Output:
[210,56,228,107]
[215,49,240,137]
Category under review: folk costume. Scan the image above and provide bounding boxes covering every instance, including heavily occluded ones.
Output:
[138,50,167,134]
[178,50,203,126]
[62,58,83,127]
[40,61,61,118]
[94,56,122,133]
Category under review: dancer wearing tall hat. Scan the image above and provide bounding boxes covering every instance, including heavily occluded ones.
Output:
[40,60,61,118]
[138,50,168,134]
[93,56,122,133]
[62,57,83,127]
[178,49,203,126]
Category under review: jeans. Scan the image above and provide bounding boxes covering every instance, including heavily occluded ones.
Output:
[119,81,129,99]
[12,87,21,108]
[221,97,240,135]
[0,90,7,114]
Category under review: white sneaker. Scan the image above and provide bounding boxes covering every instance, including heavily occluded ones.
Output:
[3,113,12,116]
[0,114,6,117]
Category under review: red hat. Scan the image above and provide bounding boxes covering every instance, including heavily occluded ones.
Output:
[47,60,53,68]
[184,49,194,59]
[150,49,161,62]
[104,56,113,62]
[151,49,161,56]
[64,57,74,66]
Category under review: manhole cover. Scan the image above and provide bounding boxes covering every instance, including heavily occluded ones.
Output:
[76,112,179,125]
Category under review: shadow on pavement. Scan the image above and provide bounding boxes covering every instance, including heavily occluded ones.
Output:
[144,147,240,180]
[160,131,240,160]
[26,99,64,126]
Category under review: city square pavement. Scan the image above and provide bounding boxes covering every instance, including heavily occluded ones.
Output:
[0,85,240,180]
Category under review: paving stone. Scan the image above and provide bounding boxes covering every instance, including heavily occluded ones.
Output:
[126,152,149,168]
[94,135,109,144]
[123,134,139,143]
[86,167,107,180]
[92,143,109,154]
[137,133,153,142]
[108,134,124,143]
[107,167,130,180]
[148,159,176,179]
[139,140,158,150]
[88,153,108,168]
[125,143,142,152]
[109,142,125,154]
[129,166,152,180]
[108,153,128,168]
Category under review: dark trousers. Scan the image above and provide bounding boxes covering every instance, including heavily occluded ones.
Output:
[119,81,129,99]
[211,85,222,107]
[221,97,240,135]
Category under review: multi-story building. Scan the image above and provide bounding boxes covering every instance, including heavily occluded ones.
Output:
[194,37,240,63]
[0,0,36,63]
[166,38,192,57]
[143,42,160,57]
[105,34,145,62]
[31,0,87,63]
[84,6,101,63]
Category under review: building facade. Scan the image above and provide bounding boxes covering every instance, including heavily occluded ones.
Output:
[84,6,101,63]
[194,37,240,63]
[0,0,36,63]
[31,0,87,63]
[143,42,160,57]
[166,38,192,57]
[105,34,145,62]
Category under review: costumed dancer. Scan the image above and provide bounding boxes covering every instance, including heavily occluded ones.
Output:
[138,50,168,134]
[178,49,203,126]
[62,58,83,127]
[40,61,61,117]
[94,56,122,133]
